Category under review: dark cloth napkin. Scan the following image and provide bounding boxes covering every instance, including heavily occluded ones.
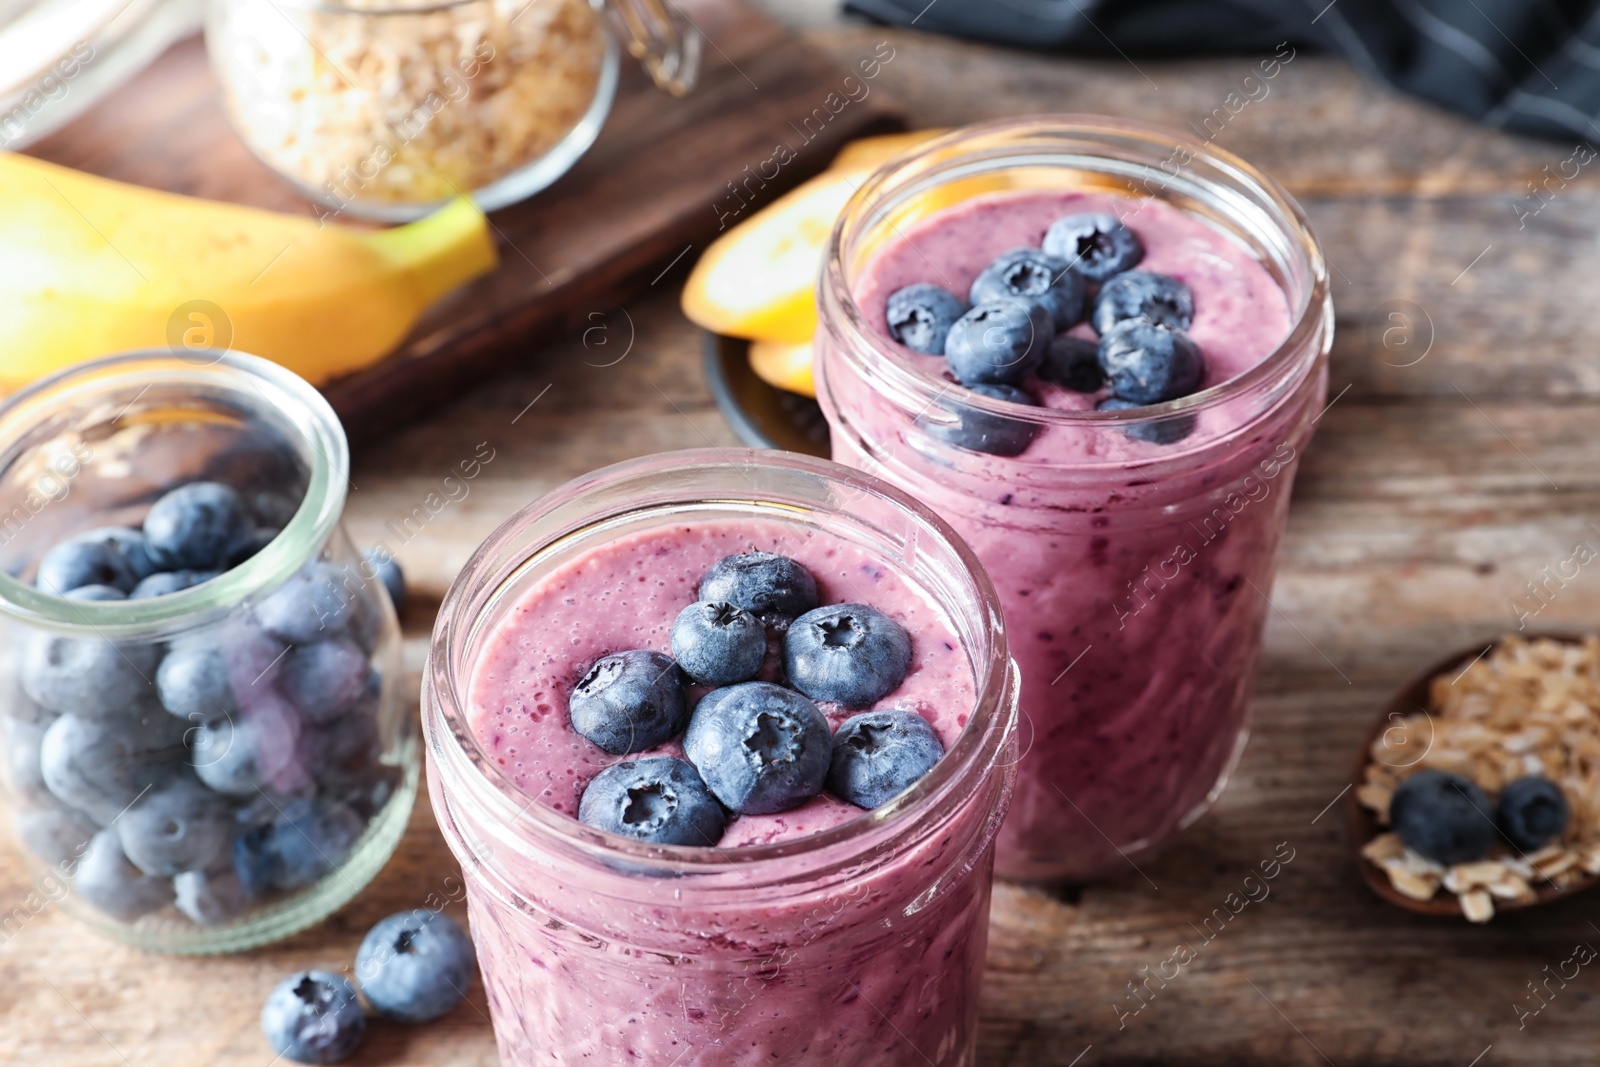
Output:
[842,0,1600,140]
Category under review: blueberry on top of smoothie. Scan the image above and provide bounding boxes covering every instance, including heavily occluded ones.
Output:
[943,299,1050,386]
[578,756,728,846]
[671,600,767,686]
[1038,334,1104,393]
[144,481,254,571]
[1096,397,1196,446]
[698,551,819,624]
[1497,776,1568,852]
[1097,319,1204,405]
[1389,769,1497,865]
[569,649,687,756]
[828,710,945,809]
[684,682,831,814]
[784,603,912,708]
[885,283,968,355]
[920,382,1041,457]
[968,247,1085,330]
[1042,212,1144,283]
[1091,270,1194,334]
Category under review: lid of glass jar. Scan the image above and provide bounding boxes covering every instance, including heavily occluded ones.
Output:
[0,0,200,151]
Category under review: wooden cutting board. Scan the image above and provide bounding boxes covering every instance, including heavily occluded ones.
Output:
[25,0,904,445]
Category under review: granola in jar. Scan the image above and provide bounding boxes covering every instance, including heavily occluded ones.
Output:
[207,0,610,215]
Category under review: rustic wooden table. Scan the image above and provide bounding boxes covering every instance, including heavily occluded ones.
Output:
[6,6,1599,1066]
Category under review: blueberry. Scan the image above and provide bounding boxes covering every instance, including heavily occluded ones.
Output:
[1098,319,1204,404]
[683,682,830,814]
[229,527,279,568]
[1096,397,1196,446]
[268,797,365,889]
[968,248,1085,330]
[14,803,98,868]
[919,382,1041,457]
[143,482,253,571]
[74,828,174,922]
[40,712,185,825]
[35,540,135,595]
[118,778,235,876]
[281,639,370,724]
[671,601,766,686]
[828,710,945,809]
[1091,270,1194,334]
[1497,776,1569,852]
[74,527,159,581]
[783,603,912,708]
[174,865,250,926]
[233,822,278,898]
[1041,212,1145,283]
[255,562,355,644]
[578,756,727,846]
[20,587,161,718]
[192,697,313,797]
[363,548,406,614]
[1389,769,1497,865]
[309,707,383,785]
[356,910,477,1023]
[130,570,220,598]
[159,623,286,724]
[1038,334,1104,393]
[943,299,1051,386]
[568,650,686,756]
[260,971,366,1066]
[885,284,968,355]
[698,552,819,624]
[2,714,53,806]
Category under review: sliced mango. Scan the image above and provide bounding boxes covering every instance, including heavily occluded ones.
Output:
[748,337,815,397]
[829,129,949,171]
[682,169,870,343]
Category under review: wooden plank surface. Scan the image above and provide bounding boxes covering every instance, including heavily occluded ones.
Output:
[9,5,1600,1066]
[25,0,904,445]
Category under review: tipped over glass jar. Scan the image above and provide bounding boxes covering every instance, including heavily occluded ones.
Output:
[0,351,415,952]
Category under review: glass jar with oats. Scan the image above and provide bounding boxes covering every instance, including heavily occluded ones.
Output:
[206,0,699,221]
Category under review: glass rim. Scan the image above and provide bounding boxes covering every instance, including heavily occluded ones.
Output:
[0,350,349,636]
[424,447,1018,874]
[819,113,1331,432]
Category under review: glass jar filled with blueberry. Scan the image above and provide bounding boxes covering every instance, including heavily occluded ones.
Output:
[0,351,415,952]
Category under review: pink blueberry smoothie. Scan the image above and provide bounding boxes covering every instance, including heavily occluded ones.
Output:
[449,517,1005,1065]
[821,188,1325,882]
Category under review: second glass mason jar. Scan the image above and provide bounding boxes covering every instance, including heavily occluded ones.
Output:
[0,351,415,952]
[816,116,1334,883]
[206,0,699,221]
[425,450,1018,1066]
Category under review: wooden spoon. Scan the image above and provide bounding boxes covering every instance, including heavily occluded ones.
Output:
[1345,634,1598,918]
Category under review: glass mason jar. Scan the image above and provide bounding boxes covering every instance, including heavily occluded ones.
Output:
[424,449,1019,1066]
[205,0,699,222]
[0,351,415,953]
[816,116,1333,883]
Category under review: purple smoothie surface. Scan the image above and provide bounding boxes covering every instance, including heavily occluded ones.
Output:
[466,519,976,848]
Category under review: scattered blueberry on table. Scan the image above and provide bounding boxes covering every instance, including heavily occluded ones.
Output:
[356,909,477,1023]
[572,551,945,846]
[261,971,367,1065]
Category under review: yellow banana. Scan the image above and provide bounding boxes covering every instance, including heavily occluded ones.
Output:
[0,153,498,390]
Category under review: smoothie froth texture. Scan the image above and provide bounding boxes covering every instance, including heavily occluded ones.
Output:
[822,186,1325,881]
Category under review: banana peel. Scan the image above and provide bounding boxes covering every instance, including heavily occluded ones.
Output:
[0,153,498,390]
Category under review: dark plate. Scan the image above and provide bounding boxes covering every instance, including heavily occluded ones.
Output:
[702,333,829,457]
